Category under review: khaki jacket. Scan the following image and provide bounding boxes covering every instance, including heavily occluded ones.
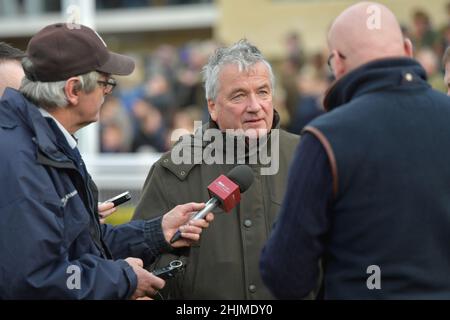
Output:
[133,116,299,299]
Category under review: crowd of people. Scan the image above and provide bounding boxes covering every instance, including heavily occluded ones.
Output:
[99,3,450,155]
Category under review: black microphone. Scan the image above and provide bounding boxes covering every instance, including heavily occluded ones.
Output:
[170,165,254,244]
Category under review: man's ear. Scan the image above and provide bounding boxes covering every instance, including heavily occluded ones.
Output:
[207,99,218,122]
[404,38,414,58]
[64,77,81,105]
[333,50,347,79]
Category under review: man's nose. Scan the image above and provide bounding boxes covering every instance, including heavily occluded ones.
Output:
[246,93,262,112]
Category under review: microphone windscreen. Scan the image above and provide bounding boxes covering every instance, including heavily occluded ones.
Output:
[226,165,254,193]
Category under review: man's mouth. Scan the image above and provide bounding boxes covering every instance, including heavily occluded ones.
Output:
[244,119,263,124]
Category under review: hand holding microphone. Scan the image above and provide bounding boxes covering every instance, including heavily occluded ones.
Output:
[169,165,254,244]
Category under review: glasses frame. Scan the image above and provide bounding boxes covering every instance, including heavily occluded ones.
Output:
[97,78,117,95]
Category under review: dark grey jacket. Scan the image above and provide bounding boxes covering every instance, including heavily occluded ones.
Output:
[133,115,299,299]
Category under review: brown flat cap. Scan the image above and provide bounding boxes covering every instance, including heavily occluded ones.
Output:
[27,23,135,82]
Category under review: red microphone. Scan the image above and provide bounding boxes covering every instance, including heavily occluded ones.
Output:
[207,174,241,212]
[169,165,254,244]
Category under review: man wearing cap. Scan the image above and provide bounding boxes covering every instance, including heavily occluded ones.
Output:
[0,23,213,300]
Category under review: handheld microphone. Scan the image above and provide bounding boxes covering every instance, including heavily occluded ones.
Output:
[169,165,254,244]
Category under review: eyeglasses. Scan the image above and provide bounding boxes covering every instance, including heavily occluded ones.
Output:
[327,52,347,73]
[97,78,117,95]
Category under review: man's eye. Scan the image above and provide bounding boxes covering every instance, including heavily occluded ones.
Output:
[232,94,244,100]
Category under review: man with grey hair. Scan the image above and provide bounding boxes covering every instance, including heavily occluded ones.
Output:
[133,39,300,299]
[0,23,213,300]
[0,42,25,97]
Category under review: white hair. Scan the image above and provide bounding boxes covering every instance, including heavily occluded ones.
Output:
[202,39,275,101]
[20,57,100,109]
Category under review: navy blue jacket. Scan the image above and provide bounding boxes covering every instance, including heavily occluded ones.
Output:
[0,89,171,299]
[261,58,450,299]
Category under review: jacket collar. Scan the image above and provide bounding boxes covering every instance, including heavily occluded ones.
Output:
[39,108,77,149]
[324,57,428,111]
[204,110,281,163]
[162,110,282,180]
[1,88,73,166]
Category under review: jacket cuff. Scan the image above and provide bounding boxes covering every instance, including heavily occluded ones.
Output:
[144,216,173,255]
[117,259,138,299]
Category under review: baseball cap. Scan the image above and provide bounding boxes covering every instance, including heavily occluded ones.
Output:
[26,23,135,82]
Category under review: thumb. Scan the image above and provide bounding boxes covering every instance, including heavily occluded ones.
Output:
[182,202,206,215]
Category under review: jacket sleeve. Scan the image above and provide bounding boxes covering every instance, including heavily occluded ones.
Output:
[0,195,137,300]
[101,217,172,263]
[260,133,332,299]
[101,160,175,263]
[131,161,187,298]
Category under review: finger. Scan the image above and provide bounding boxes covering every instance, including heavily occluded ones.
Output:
[189,219,210,229]
[180,232,200,242]
[126,257,144,268]
[136,297,153,301]
[181,225,203,235]
[99,207,117,219]
[149,274,166,290]
[100,218,106,224]
[205,213,214,223]
[136,258,144,268]
[172,239,194,248]
[98,202,115,212]
[181,202,206,215]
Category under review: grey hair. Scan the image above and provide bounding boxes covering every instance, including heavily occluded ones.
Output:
[202,39,275,101]
[20,57,100,109]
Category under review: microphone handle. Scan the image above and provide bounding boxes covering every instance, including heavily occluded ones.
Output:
[169,197,219,244]
[191,197,219,220]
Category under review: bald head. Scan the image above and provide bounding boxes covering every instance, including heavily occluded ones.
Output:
[328,2,413,78]
[0,61,24,97]
[0,42,25,97]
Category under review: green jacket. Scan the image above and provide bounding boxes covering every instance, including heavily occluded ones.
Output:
[133,116,299,299]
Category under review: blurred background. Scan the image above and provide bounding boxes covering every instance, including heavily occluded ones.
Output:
[1,0,448,223]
